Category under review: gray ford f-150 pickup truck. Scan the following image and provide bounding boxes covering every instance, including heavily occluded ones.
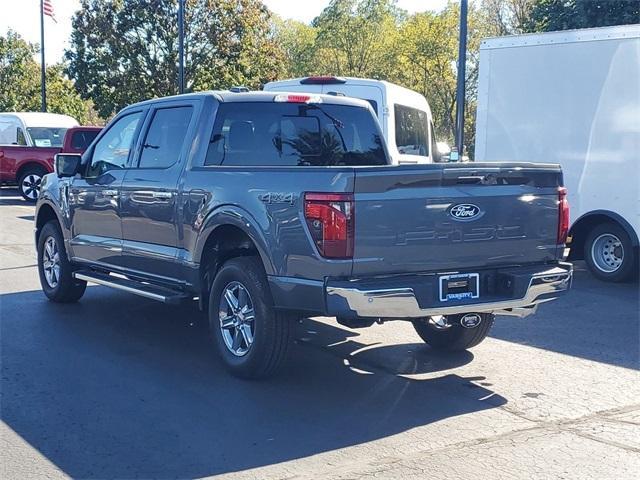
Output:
[35,91,572,378]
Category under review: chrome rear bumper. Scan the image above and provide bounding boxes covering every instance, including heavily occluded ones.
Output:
[326,263,572,319]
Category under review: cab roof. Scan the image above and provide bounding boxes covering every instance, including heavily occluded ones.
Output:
[125,90,373,110]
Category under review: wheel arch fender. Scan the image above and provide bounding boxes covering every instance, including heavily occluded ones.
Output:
[194,205,276,277]
[16,159,52,180]
[568,210,639,260]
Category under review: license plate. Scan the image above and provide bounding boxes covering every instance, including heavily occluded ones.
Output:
[439,273,480,302]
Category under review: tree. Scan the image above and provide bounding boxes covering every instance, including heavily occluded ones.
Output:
[66,0,286,118]
[273,19,318,78]
[312,0,404,77]
[481,0,535,35]
[393,3,494,154]
[0,30,94,123]
[526,0,640,32]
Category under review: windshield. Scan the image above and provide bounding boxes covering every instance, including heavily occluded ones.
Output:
[205,102,388,167]
[26,127,69,147]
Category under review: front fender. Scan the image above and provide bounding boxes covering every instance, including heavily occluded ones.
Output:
[193,204,276,276]
[35,174,72,243]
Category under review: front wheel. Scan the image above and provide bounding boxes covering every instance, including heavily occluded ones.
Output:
[208,256,292,379]
[584,222,637,282]
[412,313,494,351]
[37,221,86,302]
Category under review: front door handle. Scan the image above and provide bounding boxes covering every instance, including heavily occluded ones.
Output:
[102,189,118,197]
[152,191,173,200]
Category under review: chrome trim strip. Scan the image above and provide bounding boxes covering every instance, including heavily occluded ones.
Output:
[326,263,572,319]
[73,272,168,303]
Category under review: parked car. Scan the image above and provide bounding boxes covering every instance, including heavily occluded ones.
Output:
[35,91,572,378]
[0,112,101,201]
[475,24,639,282]
[264,76,452,164]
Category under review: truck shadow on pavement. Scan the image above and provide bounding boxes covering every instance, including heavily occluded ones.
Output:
[1,287,505,478]
[490,262,639,370]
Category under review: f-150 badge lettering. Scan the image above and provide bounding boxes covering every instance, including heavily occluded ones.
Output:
[259,192,296,205]
[449,203,482,221]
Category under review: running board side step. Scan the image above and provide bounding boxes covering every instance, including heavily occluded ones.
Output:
[73,271,190,305]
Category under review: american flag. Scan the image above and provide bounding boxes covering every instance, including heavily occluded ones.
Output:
[43,0,56,23]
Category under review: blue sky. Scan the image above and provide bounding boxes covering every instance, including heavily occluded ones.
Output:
[2,0,449,65]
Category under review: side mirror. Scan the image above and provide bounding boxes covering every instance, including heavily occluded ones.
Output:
[55,153,82,178]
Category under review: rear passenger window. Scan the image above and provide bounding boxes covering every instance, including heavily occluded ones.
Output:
[394,104,429,157]
[205,102,387,167]
[138,106,193,169]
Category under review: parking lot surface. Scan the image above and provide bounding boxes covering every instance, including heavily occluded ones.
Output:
[1,187,639,479]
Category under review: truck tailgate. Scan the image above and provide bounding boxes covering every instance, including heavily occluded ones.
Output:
[352,163,563,276]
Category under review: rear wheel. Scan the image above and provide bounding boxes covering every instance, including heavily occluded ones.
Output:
[18,166,47,202]
[37,221,86,302]
[208,256,292,379]
[584,222,637,282]
[412,313,494,351]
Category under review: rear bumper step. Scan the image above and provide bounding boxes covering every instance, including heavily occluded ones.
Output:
[73,271,189,304]
[326,262,573,319]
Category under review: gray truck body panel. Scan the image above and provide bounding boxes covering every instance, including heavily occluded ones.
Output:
[36,91,571,319]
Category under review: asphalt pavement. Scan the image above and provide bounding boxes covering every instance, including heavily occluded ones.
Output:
[1,187,639,479]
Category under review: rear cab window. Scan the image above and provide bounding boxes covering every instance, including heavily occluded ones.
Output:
[205,101,388,167]
[69,130,100,151]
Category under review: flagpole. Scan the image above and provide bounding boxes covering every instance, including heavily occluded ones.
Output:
[40,0,47,112]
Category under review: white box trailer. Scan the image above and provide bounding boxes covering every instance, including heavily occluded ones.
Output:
[475,24,639,282]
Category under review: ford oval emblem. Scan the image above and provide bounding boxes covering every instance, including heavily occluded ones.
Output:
[449,203,482,221]
[460,313,482,329]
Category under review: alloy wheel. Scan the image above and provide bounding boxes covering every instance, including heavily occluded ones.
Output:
[21,174,42,200]
[42,236,61,288]
[218,281,256,356]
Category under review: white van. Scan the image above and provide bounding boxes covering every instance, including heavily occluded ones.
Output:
[475,25,639,282]
[263,77,440,164]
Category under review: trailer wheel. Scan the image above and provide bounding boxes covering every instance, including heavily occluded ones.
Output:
[584,222,637,282]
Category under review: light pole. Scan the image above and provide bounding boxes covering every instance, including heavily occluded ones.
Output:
[178,0,185,94]
[454,0,468,155]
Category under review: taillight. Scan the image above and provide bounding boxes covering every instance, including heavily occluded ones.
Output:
[304,192,354,259]
[558,187,570,244]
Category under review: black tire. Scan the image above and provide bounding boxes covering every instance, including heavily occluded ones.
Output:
[208,256,291,379]
[18,166,47,202]
[584,222,638,283]
[37,220,87,302]
[412,314,494,351]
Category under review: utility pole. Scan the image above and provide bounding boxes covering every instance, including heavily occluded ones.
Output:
[40,0,47,112]
[178,0,185,94]
[454,0,468,155]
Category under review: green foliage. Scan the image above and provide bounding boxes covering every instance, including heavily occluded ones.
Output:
[67,0,286,118]
[273,19,318,78]
[526,0,640,32]
[311,0,404,77]
[0,30,94,123]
